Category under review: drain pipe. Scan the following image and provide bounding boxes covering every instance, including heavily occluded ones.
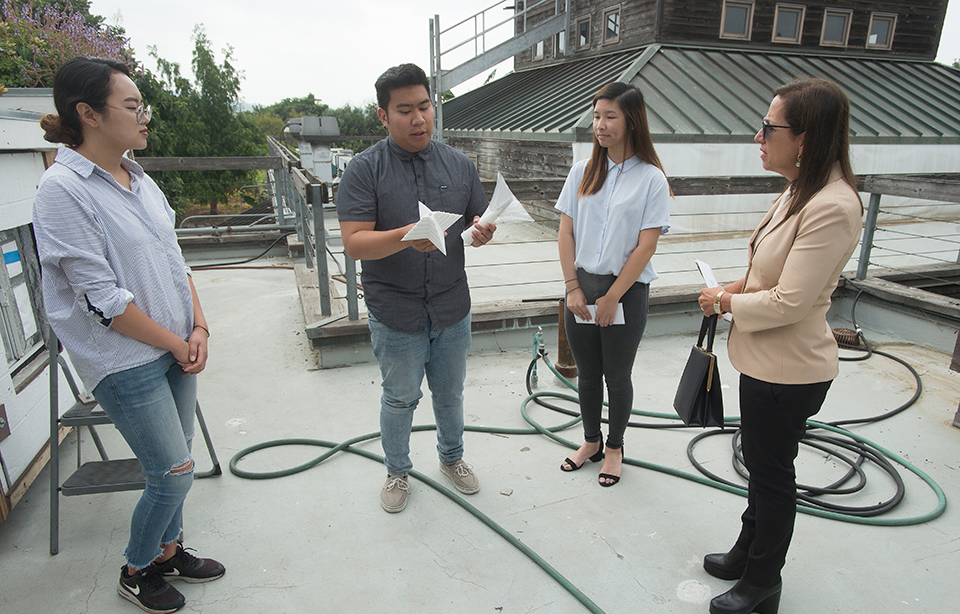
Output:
[555,299,578,378]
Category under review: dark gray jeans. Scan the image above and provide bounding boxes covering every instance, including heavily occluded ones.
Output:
[564,269,649,449]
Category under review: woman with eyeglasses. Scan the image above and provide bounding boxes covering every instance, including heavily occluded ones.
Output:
[697,77,863,614]
[34,57,224,614]
[556,82,671,486]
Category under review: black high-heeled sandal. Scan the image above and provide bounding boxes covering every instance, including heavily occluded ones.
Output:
[560,440,604,472]
[709,578,781,614]
[598,445,623,487]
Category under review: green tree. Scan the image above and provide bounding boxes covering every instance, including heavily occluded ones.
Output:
[255,96,384,153]
[250,111,284,138]
[327,102,384,152]
[254,94,329,122]
[137,26,266,216]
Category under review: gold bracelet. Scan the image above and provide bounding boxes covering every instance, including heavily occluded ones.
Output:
[713,291,725,315]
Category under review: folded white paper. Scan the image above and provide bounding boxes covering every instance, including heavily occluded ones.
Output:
[460,172,532,244]
[695,259,733,322]
[401,202,462,256]
[574,303,626,325]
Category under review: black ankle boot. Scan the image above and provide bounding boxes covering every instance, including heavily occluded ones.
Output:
[703,545,748,580]
[709,578,781,614]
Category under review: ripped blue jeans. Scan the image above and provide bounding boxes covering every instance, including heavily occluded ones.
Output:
[93,352,197,570]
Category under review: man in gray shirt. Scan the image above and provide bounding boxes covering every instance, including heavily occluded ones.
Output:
[336,63,496,513]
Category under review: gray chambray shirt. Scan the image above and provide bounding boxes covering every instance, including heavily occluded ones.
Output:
[335,136,488,333]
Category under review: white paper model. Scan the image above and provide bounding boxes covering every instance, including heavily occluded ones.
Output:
[460,172,531,244]
[401,201,462,256]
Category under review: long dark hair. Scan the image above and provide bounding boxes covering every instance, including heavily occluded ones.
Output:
[773,77,862,216]
[40,57,131,147]
[578,82,669,197]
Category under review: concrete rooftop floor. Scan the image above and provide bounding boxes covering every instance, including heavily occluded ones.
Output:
[1,249,959,614]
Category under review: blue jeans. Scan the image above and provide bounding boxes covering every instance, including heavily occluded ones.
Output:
[93,353,197,570]
[368,312,471,476]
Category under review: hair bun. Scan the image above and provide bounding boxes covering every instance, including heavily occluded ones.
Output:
[40,113,81,146]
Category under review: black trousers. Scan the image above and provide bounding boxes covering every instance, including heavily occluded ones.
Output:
[564,269,649,450]
[734,374,832,587]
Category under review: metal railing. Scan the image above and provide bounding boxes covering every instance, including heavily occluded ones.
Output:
[232,146,960,331]
[855,174,960,280]
[430,1,569,140]
[267,137,334,317]
[309,172,960,330]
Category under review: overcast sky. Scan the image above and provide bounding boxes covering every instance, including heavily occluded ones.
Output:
[89,0,960,110]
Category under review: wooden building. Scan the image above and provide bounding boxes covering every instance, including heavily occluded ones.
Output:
[514,0,947,70]
[439,0,960,232]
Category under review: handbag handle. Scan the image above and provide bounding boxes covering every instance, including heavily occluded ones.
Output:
[697,315,719,353]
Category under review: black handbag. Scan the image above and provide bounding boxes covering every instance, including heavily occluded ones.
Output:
[673,315,724,428]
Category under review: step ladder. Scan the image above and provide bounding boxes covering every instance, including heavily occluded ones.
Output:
[48,329,222,555]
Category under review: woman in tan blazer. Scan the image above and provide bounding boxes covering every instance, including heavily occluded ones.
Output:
[697,78,863,614]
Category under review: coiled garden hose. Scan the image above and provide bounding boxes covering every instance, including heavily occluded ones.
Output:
[230,317,947,613]
[523,346,945,526]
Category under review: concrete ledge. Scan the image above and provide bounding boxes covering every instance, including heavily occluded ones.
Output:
[307,283,705,343]
[306,283,708,368]
[179,231,289,264]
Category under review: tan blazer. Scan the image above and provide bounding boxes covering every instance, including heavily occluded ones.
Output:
[728,164,863,384]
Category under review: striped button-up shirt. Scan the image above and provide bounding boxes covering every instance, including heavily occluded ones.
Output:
[33,148,194,390]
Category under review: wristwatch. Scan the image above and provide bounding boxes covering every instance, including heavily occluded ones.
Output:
[714,290,726,315]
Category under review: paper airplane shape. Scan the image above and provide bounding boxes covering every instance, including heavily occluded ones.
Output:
[401,202,462,256]
[460,172,529,245]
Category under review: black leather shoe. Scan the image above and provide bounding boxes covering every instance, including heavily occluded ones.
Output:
[709,579,781,614]
[703,545,748,580]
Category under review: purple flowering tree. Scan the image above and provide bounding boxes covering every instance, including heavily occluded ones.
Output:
[0,0,134,88]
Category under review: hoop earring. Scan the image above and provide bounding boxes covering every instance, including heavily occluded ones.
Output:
[796,153,802,168]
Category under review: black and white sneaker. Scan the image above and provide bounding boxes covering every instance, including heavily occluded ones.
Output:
[118,565,185,614]
[153,544,225,583]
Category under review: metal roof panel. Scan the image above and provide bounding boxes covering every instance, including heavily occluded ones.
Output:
[442,46,960,144]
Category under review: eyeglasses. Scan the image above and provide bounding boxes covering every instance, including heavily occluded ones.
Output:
[760,119,792,140]
[105,104,152,125]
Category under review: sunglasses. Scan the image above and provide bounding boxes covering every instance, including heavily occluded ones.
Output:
[760,119,793,140]
[106,104,153,125]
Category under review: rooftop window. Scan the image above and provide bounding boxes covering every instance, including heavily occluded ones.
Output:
[603,6,621,45]
[720,0,755,41]
[772,4,805,44]
[867,12,897,50]
[820,8,852,48]
[576,16,591,50]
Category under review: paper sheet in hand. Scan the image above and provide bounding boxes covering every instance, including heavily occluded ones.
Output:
[695,259,733,322]
[574,303,626,325]
[401,202,462,256]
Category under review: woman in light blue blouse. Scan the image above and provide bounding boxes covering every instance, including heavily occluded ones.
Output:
[34,58,223,614]
[556,82,671,487]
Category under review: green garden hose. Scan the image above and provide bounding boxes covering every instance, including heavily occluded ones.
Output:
[229,333,947,613]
